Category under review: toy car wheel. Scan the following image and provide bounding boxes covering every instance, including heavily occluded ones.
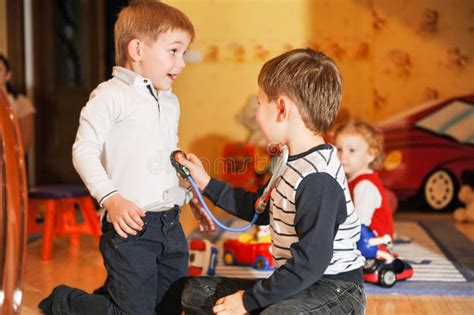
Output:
[422,169,459,211]
[379,269,396,288]
[254,256,269,270]
[223,251,236,265]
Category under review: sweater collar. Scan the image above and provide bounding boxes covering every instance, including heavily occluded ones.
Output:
[112,66,172,96]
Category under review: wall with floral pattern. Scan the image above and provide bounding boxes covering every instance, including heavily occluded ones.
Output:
[168,0,473,153]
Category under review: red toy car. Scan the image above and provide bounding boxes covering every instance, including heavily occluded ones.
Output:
[223,239,274,270]
[378,95,474,211]
[363,258,414,288]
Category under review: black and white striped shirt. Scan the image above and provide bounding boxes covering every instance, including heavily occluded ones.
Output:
[204,143,364,311]
[271,144,364,274]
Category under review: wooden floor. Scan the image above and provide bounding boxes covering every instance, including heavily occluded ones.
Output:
[20,213,474,314]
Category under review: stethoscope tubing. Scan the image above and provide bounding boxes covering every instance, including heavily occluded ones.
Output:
[188,176,259,232]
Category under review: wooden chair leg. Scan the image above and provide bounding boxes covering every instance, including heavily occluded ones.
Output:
[78,197,101,239]
[63,199,80,247]
[41,200,56,260]
[27,199,41,235]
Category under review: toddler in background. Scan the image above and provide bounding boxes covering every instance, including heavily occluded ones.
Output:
[334,119,394,260]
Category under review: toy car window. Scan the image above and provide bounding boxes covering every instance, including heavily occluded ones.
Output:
[415,100,474,144]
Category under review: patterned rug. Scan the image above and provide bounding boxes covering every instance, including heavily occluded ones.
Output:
[391,221,467,282]
[190,219,474,295]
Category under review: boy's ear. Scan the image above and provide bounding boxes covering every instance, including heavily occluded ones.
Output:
[127,39,144,62]
[276,96,289,122]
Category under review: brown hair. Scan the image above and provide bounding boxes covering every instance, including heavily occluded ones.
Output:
[333,119,385,170]
[114,1,195,66]
[258,48,343,134]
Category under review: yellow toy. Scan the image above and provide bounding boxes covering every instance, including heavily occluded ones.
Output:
[238,225,271,243]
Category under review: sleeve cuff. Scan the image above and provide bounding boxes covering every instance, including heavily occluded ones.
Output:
[243,291,260,312]
[98,190,119,207]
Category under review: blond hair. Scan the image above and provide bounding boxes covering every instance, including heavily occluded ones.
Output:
[258,48,343,134]
[115,1,195,66]
[334,119,385,170]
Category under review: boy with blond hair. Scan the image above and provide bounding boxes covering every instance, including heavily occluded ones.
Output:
[39,2,213,314]
[177,48,366,314]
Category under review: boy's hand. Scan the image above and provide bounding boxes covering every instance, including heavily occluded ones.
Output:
[190,197,216,233]
[103,194,145,238]
[213,290,248,315]
[177,153,211,191]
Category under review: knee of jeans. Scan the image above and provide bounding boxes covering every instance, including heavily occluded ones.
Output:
[182,279,215,305]
[181,287,193,306]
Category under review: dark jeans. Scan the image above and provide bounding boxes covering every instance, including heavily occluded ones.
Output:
[180,276,366,315]
[38,207,189,315]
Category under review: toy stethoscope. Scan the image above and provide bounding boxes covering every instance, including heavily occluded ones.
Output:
[170,144,289,232]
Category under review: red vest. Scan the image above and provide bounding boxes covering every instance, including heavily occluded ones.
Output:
[348,173,394,239]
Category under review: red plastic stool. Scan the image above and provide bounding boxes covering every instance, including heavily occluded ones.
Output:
[28,184,101,260]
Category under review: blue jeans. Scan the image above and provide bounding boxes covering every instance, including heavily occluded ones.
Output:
[181,276,366,314]
[38,207,189,315]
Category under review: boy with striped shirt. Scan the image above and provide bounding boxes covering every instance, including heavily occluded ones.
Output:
[177,48,366,314]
